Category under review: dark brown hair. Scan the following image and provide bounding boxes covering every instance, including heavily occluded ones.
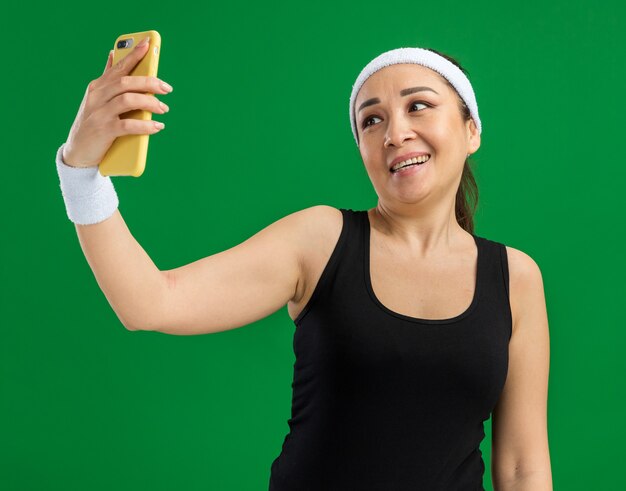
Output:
[423,47,479,234]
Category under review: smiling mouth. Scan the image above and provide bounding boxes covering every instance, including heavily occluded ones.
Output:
[390,155,431,173]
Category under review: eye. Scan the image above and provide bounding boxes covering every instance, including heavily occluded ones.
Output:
[361,100,431,129]
[362,115,381,129]
[409,100,430,112]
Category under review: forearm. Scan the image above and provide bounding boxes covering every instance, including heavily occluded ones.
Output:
[75,208,168,331]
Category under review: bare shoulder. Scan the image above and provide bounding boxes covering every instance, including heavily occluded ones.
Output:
[504,245,543,284]
[290,204,342,235]
[264,204,342,267]
[287,205,343,251]
[268,205,341,242]
[504,245,545,334]
[289,205,344,305]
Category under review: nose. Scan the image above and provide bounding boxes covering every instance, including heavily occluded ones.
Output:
[383,115,416,147]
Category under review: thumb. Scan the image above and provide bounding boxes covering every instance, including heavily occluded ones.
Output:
[103,50,113,74]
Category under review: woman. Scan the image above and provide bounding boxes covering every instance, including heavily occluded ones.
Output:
[56,41,552,490]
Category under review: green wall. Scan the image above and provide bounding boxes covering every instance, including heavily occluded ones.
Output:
[1,0,624,489]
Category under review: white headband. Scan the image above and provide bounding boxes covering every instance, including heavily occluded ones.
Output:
[349,47,482,146]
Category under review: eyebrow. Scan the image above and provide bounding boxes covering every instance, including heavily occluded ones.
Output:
[357,86,440,113]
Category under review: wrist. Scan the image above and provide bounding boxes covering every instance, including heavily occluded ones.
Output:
[55,142,119,225]
[60,143,93,169]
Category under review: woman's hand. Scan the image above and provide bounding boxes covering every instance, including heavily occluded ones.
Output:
[62,36,173,168]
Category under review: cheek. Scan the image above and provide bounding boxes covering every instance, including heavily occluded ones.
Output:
[360,147,376,165]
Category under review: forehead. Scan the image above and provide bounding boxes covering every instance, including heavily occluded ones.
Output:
[355,63,449,104]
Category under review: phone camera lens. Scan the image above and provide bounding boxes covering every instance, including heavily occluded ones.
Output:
[117,40,129,49]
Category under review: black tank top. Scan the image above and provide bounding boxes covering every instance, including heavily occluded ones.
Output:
[269,208,512,490]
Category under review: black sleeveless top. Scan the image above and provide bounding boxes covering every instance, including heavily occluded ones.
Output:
[269,208,512,491]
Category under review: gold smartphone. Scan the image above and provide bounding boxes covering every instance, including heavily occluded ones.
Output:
[99,30,162,177]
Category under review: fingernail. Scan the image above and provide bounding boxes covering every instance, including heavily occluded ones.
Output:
[160,81,173,93]
[138,36,150,47]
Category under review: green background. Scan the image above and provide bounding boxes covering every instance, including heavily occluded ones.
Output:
[2,0,624,489]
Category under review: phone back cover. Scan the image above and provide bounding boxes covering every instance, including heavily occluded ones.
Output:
[99,30,161,177]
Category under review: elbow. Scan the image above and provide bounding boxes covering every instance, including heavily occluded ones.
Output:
[121,271,171,332]
[121,313,153,331]
[123,320,157,332]
[494,470,553,491]
[122,315,164,332]
[122,318,142,331]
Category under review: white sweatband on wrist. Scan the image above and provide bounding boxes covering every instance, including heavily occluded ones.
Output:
[55,142,119,225]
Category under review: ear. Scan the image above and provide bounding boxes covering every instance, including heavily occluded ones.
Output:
[467,118,481,155]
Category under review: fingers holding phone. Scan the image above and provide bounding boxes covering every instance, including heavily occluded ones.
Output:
[63,32,172,171]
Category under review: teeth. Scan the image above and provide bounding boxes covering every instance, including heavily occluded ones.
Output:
[391,154,430,171]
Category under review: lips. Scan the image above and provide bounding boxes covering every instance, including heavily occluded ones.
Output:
[390,155,431,173]
[391,155,431,174]
[388,151,432,171]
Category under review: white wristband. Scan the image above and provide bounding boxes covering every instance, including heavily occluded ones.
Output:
[55,142,119,225]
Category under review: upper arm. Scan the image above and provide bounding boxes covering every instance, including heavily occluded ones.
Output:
[491,246,553,487]
[145,206,327,335]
